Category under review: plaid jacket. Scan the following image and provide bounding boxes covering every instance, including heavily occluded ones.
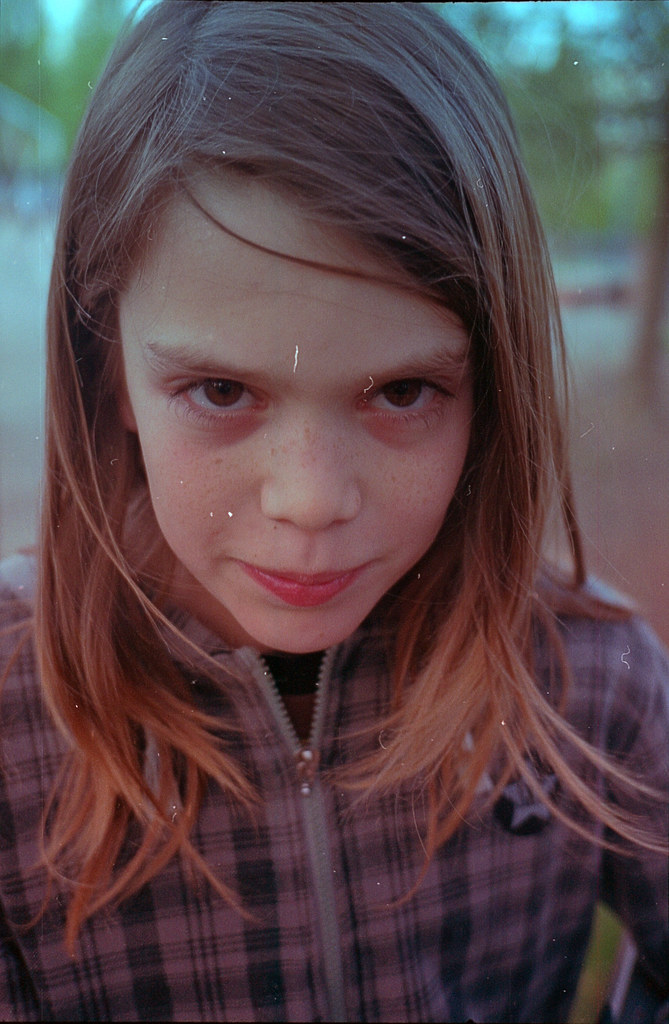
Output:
[0,556,667,1022]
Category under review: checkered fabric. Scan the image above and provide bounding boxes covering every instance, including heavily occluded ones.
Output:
[0,557,667,1021]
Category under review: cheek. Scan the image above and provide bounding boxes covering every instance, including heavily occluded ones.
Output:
[378,446,464,544]
[409,417,470,501]
[138,438,226,533]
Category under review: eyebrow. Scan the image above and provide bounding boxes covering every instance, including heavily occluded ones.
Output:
[141,338,471,383]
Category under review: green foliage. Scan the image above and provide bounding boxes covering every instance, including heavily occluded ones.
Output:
[2,0,668,239]
[0,0,128,173]
[569,903,624,1023]
[44,0,130,151]
[439,1,669,239]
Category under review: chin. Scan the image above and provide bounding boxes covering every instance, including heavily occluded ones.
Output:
[234,604,369,654]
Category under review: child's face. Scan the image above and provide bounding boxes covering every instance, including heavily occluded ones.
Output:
[119,178,473,653]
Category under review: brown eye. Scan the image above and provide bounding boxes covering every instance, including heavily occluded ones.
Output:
[200,379,246,407]
[380,379,425,408]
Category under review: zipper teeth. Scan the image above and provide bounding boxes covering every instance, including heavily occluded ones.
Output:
[307,646,336,750]
[259,656,303,752]
[251,646,347,1020]
[258,646,336,754]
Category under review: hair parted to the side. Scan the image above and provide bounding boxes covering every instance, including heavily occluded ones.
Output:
[36,1,663,948]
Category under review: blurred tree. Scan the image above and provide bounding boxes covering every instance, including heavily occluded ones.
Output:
[0,0,43,106]
[441,1,669,407]
[2,0,667,400]
[440,3,605,234]
[606,1,669,405]
[0,0,127,176]
[41,0,129,154]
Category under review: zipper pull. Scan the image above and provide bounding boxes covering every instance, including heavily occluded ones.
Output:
[295,747,320,796]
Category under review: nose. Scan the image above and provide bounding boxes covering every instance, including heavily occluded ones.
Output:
[260,419,362,531]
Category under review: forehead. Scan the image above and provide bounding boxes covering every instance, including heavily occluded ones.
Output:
[121,177,469,379]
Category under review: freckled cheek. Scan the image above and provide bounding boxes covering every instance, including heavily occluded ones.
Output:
[380,439,466,522]
[141,440,251,528]
[384,476,454,542]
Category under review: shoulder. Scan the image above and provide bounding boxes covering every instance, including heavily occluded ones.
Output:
[535,574,669,698]
[0,554,66,851]
[557,605,668,700]
[535,593,669,767]
[0,553,53,765]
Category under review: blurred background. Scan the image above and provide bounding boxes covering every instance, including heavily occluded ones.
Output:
[0,1,667,1019]
[3,1,667,649]
[446,0,669,662]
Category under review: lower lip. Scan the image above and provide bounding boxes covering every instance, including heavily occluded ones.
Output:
[241,563,365,607]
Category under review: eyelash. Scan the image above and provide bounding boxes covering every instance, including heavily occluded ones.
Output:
[362,378,450,416]
[165,382,252,429]
[168,377,452,428]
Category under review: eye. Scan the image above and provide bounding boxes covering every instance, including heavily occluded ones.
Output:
[189,379,253,411]
[372,378,438,411]
[379,379,426,408]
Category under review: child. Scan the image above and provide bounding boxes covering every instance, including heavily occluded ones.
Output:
[0,3,667,1021]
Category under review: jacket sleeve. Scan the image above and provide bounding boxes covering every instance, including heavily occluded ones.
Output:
[0,558,44,1018]
[0,901,42,1020]
[597,618,669,1001]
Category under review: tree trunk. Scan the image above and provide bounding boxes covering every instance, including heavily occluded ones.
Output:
[634,100,669,410]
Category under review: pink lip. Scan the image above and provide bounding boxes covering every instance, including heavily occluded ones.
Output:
[241,562,366,607]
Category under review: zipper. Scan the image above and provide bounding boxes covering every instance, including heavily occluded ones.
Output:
[255,647,332,794]
[243,646,348,1022]
[295,746,319,796]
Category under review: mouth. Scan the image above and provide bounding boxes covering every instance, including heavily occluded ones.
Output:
[240,562,367,607]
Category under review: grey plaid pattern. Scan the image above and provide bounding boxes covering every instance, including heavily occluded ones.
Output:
[0,565,667,1021]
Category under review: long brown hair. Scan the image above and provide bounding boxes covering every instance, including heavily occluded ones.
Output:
[34,1,663,949]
